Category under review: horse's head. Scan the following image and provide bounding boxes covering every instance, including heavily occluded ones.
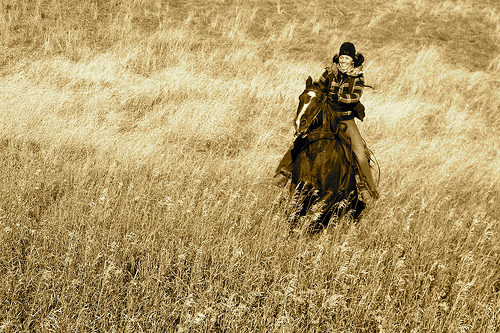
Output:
[294,76,330,136]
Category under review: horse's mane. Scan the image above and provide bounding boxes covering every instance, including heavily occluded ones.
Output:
[321,101,340,134]
[310,81,325,91]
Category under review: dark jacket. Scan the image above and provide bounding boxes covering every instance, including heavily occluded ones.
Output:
[318,53,365,121]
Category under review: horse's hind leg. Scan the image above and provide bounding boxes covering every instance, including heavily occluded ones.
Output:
[351,195,366,221]
[339,189,365,222]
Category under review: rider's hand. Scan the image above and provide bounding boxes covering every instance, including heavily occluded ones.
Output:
[328,94,339,103]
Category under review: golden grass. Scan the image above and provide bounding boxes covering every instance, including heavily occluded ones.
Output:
[0,0,499,331]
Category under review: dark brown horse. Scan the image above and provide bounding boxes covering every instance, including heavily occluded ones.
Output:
[288,76,365,231]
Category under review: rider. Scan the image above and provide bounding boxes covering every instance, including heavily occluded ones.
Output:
[273,42,379,203]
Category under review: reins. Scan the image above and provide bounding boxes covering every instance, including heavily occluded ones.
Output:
[304,131,338,143]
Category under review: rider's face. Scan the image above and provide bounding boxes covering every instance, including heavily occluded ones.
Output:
[339,55,354,71]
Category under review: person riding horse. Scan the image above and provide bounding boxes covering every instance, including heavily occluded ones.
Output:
[274,42,379,204]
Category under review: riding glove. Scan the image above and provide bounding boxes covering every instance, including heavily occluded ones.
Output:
[328,93,339,103]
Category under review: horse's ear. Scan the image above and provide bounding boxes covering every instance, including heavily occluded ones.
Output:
[306,76,313,88]
[322,78,330,92]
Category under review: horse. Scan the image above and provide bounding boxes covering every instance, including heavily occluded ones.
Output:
[288,76,365,232]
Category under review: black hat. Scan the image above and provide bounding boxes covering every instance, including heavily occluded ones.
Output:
[339,42,356,59]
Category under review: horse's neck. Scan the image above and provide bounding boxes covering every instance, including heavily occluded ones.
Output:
[317,103,338,134]
[304,104,339,144]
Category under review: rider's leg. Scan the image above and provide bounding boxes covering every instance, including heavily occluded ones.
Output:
[340,119,379,201]
[274,147,293,178]
[272,147,293,187]
[273,135,307,187]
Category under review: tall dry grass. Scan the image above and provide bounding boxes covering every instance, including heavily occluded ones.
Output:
[0,0,499,331]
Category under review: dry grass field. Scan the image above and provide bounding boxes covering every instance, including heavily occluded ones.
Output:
[0,0,499,331]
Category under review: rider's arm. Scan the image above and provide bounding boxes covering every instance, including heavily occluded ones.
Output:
[338,75,364,104]
[318,64,337,90]
[317,69,330,90]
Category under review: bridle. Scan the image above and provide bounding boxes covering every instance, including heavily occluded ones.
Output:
[298,88,340,143]
[296,87,328,136]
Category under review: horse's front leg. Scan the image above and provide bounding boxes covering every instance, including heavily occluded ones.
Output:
[308,190,342,231]
[287,181,314,232]
[286,181,302,231]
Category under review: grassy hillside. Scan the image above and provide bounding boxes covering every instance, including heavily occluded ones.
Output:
[1,0,499,331]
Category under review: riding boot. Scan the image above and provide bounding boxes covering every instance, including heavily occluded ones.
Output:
[355,175,373,204]
[272,172,290,187]
[272,147,293,187]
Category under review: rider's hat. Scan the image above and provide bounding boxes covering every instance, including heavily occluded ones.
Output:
[339,42,356,59]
